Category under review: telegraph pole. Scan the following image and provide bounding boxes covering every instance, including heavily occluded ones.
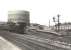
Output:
[57,14,60,32]
[53,17,57,31]
[49,20,50,28]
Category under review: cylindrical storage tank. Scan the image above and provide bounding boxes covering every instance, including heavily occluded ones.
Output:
[8,10,30,25]
[8,10,30,34]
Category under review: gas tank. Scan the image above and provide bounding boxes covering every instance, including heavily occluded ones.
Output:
[8,10,30,26]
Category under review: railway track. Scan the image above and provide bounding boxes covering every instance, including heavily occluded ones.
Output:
[0,30,71,50]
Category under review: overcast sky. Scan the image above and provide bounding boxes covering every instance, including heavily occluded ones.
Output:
[0,0,71,26]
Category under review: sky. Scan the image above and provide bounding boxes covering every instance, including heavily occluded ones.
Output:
[0,0,71,26]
